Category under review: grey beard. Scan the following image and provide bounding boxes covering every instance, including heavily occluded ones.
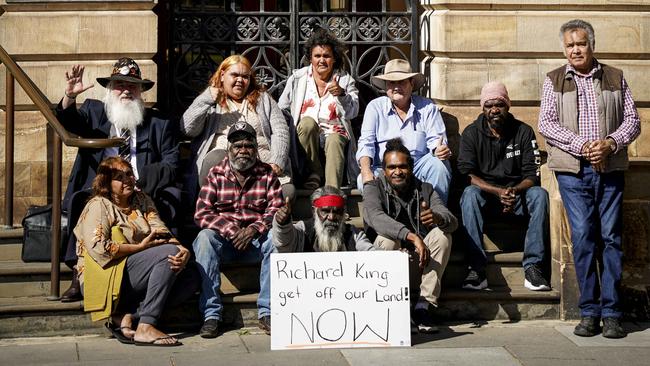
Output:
[103,90,145,132]
[313,215,345,252]
[229,155,256,171]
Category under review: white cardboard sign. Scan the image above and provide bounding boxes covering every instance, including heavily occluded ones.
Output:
[270,251,411,350]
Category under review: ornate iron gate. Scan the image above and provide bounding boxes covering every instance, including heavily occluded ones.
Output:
[168,0,418,118]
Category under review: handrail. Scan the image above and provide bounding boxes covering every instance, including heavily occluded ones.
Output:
[1,43,124,300]
[0,45,124,149]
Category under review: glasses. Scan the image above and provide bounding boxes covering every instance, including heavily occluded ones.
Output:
[112,170,135,183]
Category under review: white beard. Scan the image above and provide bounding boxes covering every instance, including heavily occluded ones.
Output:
[103,90,145,132]
[313,214,345,252]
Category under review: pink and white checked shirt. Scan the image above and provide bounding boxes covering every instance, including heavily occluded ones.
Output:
[539,61,640,157]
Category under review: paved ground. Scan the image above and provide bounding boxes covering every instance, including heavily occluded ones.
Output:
[1,320,649,366]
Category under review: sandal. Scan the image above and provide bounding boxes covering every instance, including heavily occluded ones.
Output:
[105,322,135,344]
[134,336,182,347]
[303,173,321,191]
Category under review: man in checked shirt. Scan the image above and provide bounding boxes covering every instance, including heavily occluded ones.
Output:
[192,122,283,338]
[539,19,641,339]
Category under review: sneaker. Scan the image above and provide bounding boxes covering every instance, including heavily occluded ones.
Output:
[602,317,626,339]
[411,308,439,334]
[259,315,271,335]
[199,319,219,338]
[524,264,551,291]
[573,316,601,337]
[462,269,487,290]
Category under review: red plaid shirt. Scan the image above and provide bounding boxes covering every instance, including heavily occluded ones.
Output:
[194,157,283,239]
[539,60,640,156]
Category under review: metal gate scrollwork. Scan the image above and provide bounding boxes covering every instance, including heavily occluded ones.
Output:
[169,0,418,118]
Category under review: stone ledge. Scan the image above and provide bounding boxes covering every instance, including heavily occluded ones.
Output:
[425,10,650,55]
[0,11,158,55]
[425,57,650,103]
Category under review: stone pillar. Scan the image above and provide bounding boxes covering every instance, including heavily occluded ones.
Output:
[421,1,650,319]
[0,1,159,224]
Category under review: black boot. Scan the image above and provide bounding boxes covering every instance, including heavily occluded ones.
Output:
[61,266,83,302]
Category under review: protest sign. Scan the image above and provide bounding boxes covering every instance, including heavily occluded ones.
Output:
[270,251,411,350]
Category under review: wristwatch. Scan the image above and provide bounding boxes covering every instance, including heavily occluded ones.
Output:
[607,138,617,152]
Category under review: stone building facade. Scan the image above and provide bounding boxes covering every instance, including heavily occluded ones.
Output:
[0,0,648,319]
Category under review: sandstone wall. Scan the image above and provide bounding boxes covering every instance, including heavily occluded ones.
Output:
[421,0,650,319]
[0,0,159,224]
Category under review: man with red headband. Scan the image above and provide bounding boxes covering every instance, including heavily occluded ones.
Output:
[363,138,457,333]
[273,186,375,253]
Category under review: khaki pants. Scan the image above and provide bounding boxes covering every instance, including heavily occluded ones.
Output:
[296,116,347,188]
[374,228,452,306]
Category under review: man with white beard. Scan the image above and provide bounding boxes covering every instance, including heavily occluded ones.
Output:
[272,185,376,253]
[56,58,180,302]
[193,122,283,338]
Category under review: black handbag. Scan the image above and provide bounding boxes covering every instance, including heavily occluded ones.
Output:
[21,205,69,262]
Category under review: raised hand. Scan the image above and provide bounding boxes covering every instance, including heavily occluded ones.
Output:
[209,85,222,102]
[326,74,344,96]
[434,139,452,160]
[275,197,292,225]
[419,200,437,230]
[64,65,94,98]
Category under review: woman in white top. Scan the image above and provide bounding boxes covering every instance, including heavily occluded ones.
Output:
[278,28,359,189]
[182,54,293,200]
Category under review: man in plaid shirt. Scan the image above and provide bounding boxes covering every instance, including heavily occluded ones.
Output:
[539,19,640,339]
[193,122,283,339]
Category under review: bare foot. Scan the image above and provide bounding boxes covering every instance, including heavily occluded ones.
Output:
[111,313,135,339]
[133,323,178,345]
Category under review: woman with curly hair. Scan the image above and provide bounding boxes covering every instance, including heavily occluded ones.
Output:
[278,27,360,189]
[182,54,293,201]
[74,156,198,346]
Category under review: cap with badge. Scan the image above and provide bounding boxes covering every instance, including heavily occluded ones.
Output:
[227,122,257,143]
[96,57,155,91]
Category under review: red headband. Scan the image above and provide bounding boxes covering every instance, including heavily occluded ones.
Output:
[313,195,345,208]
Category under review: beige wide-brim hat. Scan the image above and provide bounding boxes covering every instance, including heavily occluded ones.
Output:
[370,59,425,91]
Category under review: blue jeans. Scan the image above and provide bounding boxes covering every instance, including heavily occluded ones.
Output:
[556,164,624,319]
[193,229,274,321]
[460,185,549,272]
[357,154,452,203]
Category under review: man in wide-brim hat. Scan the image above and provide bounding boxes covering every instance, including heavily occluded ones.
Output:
[55,58,180,305]
[356,58,453,204]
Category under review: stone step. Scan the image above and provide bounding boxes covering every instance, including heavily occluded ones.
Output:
[0,243,22,261]
[0,261,73,297]
[0,283,560,337]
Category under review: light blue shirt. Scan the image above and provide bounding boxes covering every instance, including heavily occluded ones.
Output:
[356,95,447,168]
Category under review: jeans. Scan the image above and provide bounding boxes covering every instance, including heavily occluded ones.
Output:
[556,164,624,319]
[357,154,452,203]
[193,229,274,321]
[460,185,549,272]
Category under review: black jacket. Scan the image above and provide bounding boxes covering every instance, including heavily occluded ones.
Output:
[56,99,179,206]
[362,175,457,245]
[457,113,541,187]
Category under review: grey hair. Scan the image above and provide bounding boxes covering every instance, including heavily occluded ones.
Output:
[559,19,595,51]
[310,185,346,207]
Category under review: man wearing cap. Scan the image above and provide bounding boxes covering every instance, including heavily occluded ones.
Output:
[273,185,376,253]
[192,122,283,338]
[356,59,452,203]
[458,81,550,292]
[539,19,640,338]
[56,59,180,302]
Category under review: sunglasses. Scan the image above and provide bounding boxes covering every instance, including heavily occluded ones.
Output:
[112,169,135,183]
